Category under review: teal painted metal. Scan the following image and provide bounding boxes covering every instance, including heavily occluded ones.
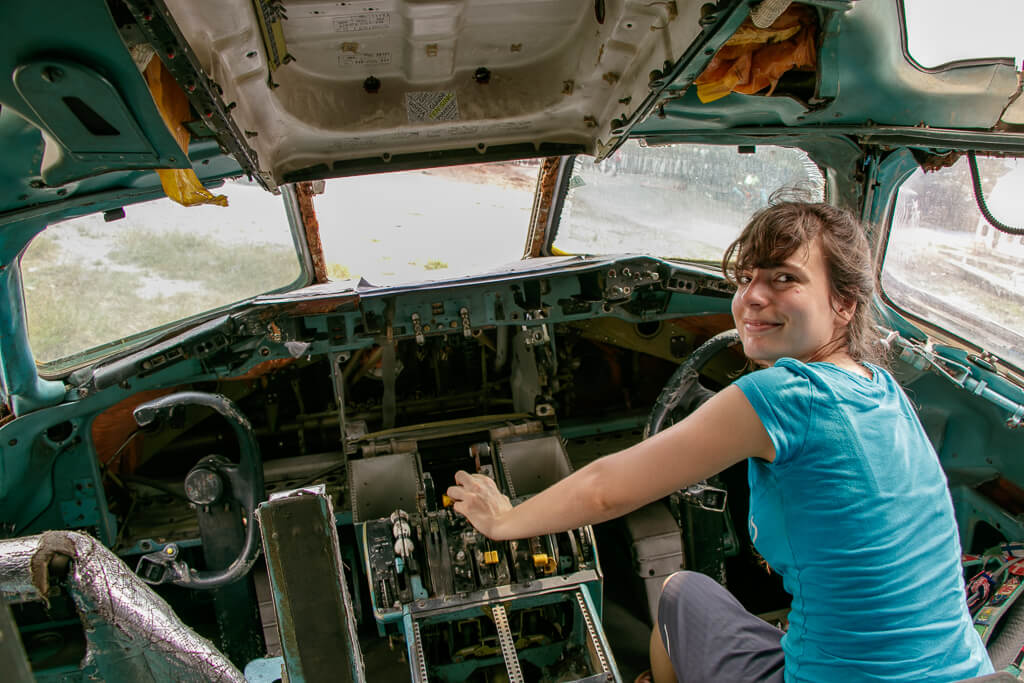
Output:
[577,585,621,682]
[0,135,243,229]
[59,478,101,527]
[0,135,246,415]
[871,148,1024,422]
[951,485,1024,553]
[867,147,931,344]
[0,410,116,544]
[636,2,1019,138]
[633,133,866,210]
[401,610,421,679]
[0,0,189,213]
[257,491,363,683]
[0,262,64,414]
[33,664,85,682]
[867,148,918,228]
[887,356,1024,536]
[605,0,754,154]
[244,656,285,683]
[13,59,173,187]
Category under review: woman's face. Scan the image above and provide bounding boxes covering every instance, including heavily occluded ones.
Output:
[730,237,854,365]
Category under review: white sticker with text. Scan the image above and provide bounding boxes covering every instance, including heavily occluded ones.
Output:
[338,50,392,66]
[333,12,391,33]
[405,91,459,123]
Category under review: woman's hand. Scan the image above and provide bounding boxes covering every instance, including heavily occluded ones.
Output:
[446,470,514,539]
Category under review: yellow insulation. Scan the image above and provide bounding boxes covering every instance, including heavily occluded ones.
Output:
[143,57,228,207]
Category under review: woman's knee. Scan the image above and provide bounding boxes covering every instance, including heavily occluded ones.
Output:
[660,570,717,601]
[658,570,728,636]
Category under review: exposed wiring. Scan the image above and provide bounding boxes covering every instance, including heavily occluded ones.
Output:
[14,438,78,535]
[121,475,190,501]
[965,543,1024,613]
[101,428,141,472]
[112,494,138,551]
[968,151,1024,236]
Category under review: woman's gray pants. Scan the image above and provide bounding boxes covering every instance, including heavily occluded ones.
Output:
[658,570,786,682]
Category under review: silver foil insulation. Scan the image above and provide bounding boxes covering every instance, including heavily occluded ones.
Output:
[0,530,245,682]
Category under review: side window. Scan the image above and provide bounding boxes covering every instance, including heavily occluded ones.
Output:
[21,180,303,367]
[881,155,1024,368]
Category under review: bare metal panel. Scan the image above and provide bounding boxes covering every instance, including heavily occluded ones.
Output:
[495,435,572,497]
[349,453,420,522]
[256,488,365,683]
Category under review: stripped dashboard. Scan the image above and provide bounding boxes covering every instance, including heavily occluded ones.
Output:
[5,253,745,680]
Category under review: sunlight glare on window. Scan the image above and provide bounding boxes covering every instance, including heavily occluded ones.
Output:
[903,0,1023,70]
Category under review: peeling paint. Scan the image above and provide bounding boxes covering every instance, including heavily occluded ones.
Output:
[285,297,361,316]
[296,181,329,283]
[524,157,561,258]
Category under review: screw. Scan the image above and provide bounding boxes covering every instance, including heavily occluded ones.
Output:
[41,66,64,83]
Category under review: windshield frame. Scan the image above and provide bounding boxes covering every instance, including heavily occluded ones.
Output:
[876,149,1024,377]
[30,183,314,378]
[542,140,828,260]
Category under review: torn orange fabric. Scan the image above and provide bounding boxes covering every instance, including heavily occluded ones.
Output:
[143,57,228,207]
[695,5,818,104]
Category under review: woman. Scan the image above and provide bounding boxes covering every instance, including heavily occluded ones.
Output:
[447,201,992,682]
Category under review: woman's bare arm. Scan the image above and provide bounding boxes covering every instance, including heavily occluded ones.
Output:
[445,384,774,540]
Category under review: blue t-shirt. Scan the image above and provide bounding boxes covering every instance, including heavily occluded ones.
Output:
[735,358,992,682]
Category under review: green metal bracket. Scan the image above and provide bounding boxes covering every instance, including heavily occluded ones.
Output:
[13,59,181,186]
[1,1,189,190]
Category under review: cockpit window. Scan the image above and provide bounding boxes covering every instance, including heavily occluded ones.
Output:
[315,160,542,286]
[902,0,1023,69]
[22,179,302,366]
[552,141,824,263]
[881,155,1024,369]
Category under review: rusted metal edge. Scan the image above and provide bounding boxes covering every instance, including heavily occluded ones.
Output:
[295,181,329,283]
[524,157,563,258]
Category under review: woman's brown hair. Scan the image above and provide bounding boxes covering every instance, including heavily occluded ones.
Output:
[721,200,881,364]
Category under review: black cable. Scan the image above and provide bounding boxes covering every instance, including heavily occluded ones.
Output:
[13,439,77,535]
[100,428,141,472]
[968,151,1024,236]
